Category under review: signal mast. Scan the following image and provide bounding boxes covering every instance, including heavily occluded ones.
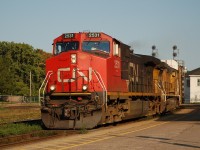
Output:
[152,45,158,58]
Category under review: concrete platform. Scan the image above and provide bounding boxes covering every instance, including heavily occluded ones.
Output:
[4,104,200,150]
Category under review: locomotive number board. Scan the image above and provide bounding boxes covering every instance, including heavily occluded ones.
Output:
[63,33,75,39]
[87,32,101,38]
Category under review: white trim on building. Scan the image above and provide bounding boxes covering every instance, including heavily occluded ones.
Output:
[184,68,200,103]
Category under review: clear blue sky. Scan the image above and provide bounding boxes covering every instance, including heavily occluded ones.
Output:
[0,0,200,71]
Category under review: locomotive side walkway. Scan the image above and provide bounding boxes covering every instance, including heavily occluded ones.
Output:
[5,104,200,150]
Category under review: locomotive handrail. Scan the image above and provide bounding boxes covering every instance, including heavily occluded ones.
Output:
[42,73,53,99]
[38,71,53,105]
[161,81,166,95]
[93,70,107,111]
[155,81,166,101]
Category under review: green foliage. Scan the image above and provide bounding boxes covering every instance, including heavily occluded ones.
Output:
[0,41,52,96]
[0,123,42,137]
[78,125,88,134]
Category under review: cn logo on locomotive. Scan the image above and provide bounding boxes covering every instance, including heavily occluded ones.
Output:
[57,68,75,83]
[57,67,92,83]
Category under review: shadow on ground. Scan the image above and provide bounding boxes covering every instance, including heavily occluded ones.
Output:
[156,104,200,122]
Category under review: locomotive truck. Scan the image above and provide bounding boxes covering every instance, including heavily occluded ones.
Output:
[39,32,184,129]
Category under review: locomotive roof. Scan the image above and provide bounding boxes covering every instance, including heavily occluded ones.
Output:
[135,54,161,67]
[135,54,176,71]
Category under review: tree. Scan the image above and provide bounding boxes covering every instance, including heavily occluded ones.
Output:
[0,41,52,96]
[0,56,15,94]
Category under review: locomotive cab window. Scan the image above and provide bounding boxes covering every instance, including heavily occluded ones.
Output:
[55,41,79,55]
[82,41,110,54]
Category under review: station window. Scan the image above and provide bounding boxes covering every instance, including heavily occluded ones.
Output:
[197,79,200,86]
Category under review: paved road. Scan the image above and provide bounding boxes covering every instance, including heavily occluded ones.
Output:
[5,104,200,150]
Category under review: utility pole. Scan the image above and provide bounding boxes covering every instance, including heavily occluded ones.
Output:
[30,71,32,101]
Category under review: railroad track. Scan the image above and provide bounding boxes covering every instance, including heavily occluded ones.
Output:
[0,118,41,126]
[12,118,42,125]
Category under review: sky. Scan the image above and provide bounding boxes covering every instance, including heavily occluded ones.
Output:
[0,0,200,71]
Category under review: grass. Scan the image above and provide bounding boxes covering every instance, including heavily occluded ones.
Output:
[0,103,60,141]
[0,103,41,124]
[0,107,6,111]
[78,125,88,134]
[0,123,42,137]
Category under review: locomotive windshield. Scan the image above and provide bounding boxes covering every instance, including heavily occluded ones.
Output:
[55,41,79,55]
[82,41,110,54]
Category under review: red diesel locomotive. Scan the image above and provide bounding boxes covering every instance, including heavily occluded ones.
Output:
[39,32,184,129]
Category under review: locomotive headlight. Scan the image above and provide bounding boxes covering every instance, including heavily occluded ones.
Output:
[50,85,56,91]
[82,85,88,91]
[71,54,77,64]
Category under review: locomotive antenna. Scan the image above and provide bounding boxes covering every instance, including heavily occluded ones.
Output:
[129,42,134,54]
[130,48,134,54]
[83,30,90,33]
[152,45,158,58]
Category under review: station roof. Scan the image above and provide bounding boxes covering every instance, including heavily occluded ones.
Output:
[186,67,200,76]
